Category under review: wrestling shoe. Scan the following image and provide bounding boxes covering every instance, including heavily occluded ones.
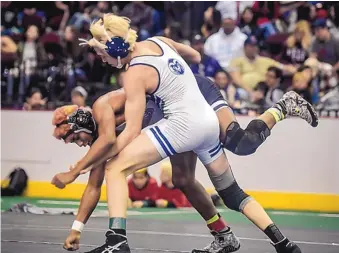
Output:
[273,238,302,253]
[274,91,318,127]
[85,230,130,253]
[192,230,240,253]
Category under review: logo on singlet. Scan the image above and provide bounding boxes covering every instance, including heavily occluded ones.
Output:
[142,107,154,127]
[168,58,185,75]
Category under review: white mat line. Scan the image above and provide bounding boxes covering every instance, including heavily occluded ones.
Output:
[1,240,189,253]
[2,224,338,247]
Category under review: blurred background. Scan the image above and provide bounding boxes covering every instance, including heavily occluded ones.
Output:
[1,1,339,214]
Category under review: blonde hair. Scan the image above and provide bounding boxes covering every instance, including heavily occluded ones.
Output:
[52,105,79,139]
[79,14,138,52]
[160,161,172,177]
[286,20,312,50]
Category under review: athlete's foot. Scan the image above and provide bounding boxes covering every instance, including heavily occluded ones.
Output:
[192,229,240,253]
[273,238,302,253]
[85,231,131,253]
[274,91,318,127]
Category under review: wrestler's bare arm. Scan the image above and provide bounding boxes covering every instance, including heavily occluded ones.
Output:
[74,162,105,224]
[156,36,201,64]
[71,99,117,175]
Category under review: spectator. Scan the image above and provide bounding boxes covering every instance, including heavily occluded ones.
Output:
[16,25,47,103]
[214,70,237,106]
[239,7,257,37]
[310,19,339,71]
[190,34,222,78]
[328,4,339,40]
[201,7,222,38]
[280,20,312,66]
[23,88,47,111]
[120,2,154,41]
[63,25,86,66]
[165,2,191,40]
[228,36,296,94]
[71,86,89,109]
[17,25,47,68]
[156,162,191,208]
[252,66,284,109]
[204,13,247,69]
[289,72,312,103]
[128,168,159,208]
[215,1,254,22]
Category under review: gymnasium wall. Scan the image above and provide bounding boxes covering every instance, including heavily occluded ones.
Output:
[1,110,339,212]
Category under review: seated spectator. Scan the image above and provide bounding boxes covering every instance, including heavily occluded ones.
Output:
[252,66,284,109]
[328,4,339,40]
[120,2,154,41]
[280,20,312,66]
[214,70,237,106]
[228,36,296,95]
[63,25,87,67]
[71,86,89,109]
[128,168,158,208]
[215,1,254,22]
[156,162,191,208]
[17,25,47,69]
[190,34,222,78]
[23,88,47,111]
[204,13,247,69]
[239,7,258,37]
[164,2,191,41]
[288,72,312,103]
[310,19,339,71]
[201,7,222,38]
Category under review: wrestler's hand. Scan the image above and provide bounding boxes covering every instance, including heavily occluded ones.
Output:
[132,201,144,208]
[63,230,81,251]
[156,199,168,208]
[51,171,78,189]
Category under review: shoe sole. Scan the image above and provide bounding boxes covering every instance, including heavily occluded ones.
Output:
[192,244,241,253]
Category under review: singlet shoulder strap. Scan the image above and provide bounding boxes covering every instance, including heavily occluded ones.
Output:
[148,37,179,55]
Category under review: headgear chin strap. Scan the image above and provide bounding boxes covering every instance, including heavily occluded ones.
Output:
[105,37,130,69]
[56,109,97,140]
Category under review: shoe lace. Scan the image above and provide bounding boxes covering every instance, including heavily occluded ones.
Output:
[204,235,225,250]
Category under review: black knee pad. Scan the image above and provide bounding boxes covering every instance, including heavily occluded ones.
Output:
[223,120,270,156]
[217,181,251,212]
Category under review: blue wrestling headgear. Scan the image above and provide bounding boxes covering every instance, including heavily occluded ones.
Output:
[57,109,97,140]
[105,37,130,59]
[105,37,130,69]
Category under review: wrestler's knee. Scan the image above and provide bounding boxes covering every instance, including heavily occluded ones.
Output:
[172,166,194,189]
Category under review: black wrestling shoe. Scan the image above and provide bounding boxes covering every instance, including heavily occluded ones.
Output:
[192,230,240,253]
[273,238,302,253]
[85,230,130,253]
[274,91,319,127]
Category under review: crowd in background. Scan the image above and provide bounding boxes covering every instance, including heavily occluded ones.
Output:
[1,1,339,116]
[127,162,222,209]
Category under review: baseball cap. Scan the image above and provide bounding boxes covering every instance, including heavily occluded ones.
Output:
[71,86,88,99]
[244,36,258,46]
[191,34,205,45]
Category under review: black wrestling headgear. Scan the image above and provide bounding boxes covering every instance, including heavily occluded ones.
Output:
[56,108,97,140]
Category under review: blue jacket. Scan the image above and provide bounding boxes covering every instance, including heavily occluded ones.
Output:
[190,54,223,78]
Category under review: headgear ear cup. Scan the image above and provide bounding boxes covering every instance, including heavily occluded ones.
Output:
[105,37,130,68]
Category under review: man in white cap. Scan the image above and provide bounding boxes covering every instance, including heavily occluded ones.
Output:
[71,86,90,109]
[204,12,247,69]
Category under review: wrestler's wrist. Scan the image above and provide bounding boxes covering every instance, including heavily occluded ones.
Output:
[72,220,84,233]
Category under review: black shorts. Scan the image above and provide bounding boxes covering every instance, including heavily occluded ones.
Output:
[195,74,229,112]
